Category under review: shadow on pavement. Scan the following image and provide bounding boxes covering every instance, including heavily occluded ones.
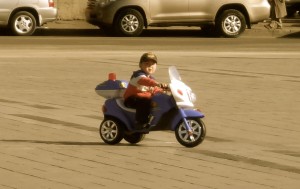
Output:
[36,26,300,38]
[35,28,210,38]
[281,31,300,38]
[0,139,179,148]
[280,20,300,38]
[141,28,217,38]
[35,28,103,37]
[1,26,300,38]
[1,139,102,146]
[32,28,221,38]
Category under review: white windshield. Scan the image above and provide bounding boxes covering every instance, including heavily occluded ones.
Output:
[168,66,181,82]
[168,66,196,108]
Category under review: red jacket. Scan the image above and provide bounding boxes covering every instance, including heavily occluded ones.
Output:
[124,70,162,99]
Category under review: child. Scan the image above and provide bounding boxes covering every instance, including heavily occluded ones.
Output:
[123,52,166,129]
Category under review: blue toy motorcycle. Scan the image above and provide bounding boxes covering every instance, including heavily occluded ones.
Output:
[95,66,206,147]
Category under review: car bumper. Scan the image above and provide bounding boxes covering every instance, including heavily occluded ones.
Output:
[85,5,116,27]
[85,8,102,26]
[39,8,57,25]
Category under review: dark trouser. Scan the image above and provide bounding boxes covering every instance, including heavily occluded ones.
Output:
[124,96,152,124]
[270,1,280,21]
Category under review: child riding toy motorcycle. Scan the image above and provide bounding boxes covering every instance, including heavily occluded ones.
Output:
[95,66,206,148]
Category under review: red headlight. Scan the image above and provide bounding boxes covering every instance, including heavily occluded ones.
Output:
[177,89,183,96]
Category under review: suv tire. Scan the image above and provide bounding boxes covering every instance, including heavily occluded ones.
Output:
[114,9,144,37]
[10,11,37,36]
[216,9,246,38]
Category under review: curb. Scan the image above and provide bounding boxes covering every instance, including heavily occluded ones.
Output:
[44,19,300,38]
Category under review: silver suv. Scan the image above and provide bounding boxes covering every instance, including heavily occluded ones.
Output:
[85,0,270,38]
[0,0,57,36]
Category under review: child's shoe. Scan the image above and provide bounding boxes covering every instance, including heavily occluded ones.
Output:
[135,122,147,130]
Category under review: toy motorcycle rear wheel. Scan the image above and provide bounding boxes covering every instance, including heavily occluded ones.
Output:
[99,118,124,145]
[124,133,145,144]
[175,118,206,148]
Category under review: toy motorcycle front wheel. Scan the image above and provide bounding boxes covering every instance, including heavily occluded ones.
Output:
[175,118,206,148]
[99,118,124,145]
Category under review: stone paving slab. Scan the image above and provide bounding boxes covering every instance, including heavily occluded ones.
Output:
[0,36,299,189]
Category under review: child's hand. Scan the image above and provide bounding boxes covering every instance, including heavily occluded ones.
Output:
[158,83,169,90]
[158,83,169,89]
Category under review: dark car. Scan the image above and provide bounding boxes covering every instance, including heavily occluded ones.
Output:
[286,0,300,17]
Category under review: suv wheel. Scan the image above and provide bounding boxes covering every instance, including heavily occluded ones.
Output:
[10,11,37,36]
[216,9,246,38]
[114,9,144,37]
